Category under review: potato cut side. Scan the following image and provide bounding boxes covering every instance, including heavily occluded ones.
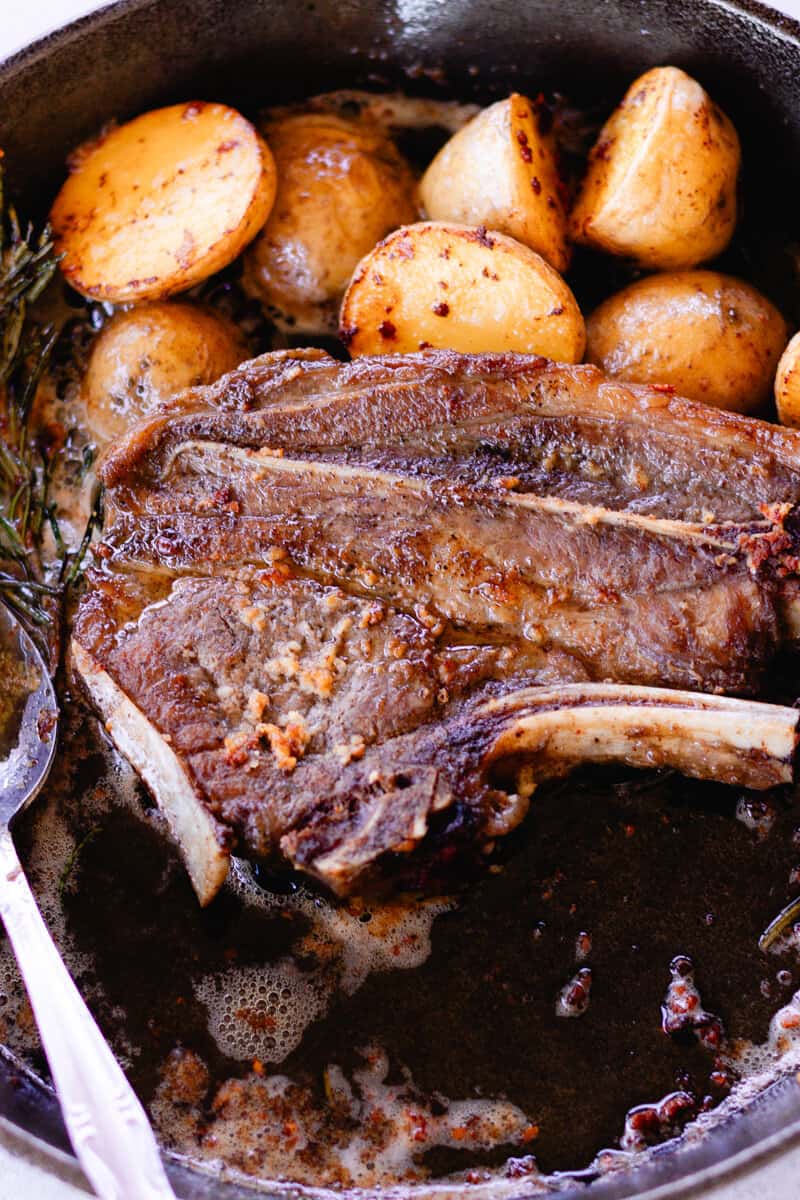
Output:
[419,94,569,273]
[570,66,740,270]
[51,101,277,303]
[340,222,585,361]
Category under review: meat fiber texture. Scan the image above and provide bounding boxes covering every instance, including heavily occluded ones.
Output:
[72,350,800,902]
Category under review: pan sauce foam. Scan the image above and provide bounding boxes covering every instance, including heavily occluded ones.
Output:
[151,1042,540,1194]
[195,860,454,1062]
[4,721,800,1193]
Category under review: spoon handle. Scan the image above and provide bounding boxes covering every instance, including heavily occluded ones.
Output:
[0,831,177,1200]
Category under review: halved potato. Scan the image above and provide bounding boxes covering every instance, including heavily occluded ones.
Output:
[775,332,800,427]
[51,102,276,303]
[242,112,417,334]
[339,221,585,361]
[586,270,788,414]
[419,94,569,273]
[83,302,248,442]
[570,67,740,269]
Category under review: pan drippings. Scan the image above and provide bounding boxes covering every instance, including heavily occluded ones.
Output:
[2,699,800,1191]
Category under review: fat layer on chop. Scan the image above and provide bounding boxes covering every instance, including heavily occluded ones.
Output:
[103,347,800,522]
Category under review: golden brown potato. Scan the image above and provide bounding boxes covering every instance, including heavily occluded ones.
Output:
[419,94,569,273]
[242,112,417,333]
[775,332,800,427]
[339,221,585,362]
[585,271,788,414]
[83,302,248,442]
[570,67,740,269]
[51,102,276,303]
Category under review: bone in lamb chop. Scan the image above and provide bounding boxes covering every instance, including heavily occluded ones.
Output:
[73,350,800,903]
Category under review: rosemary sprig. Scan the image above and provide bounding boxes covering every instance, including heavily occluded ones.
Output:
[0,163,99,660]
[758,897,800,953]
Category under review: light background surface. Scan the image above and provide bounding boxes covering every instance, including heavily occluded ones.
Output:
[2,0,800,1196]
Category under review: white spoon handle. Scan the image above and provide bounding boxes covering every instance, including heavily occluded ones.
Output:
[0,830,176,1200]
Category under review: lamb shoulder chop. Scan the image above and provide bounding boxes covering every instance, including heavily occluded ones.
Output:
[73,351,800,902]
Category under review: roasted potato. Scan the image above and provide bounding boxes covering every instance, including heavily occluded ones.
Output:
[339,221,585,361]
[51,102,276,303]
[83,302,248,442]
[775,332,800,427]
[419,94,569,273]
[242,112,417,333]
[570,67,740,269]
[585,271,788,414]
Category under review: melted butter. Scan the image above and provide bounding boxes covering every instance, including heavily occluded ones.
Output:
[152,1043,539,1194]
[195,860,454,1063]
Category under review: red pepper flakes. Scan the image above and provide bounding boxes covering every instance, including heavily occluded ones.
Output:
[408,1112,427,1142]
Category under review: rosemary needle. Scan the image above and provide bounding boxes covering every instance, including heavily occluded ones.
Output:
[0,164,100,659]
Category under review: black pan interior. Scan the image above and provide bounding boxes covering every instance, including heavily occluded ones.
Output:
[4,2,800,1197]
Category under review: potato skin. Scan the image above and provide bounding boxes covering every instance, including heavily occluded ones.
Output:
[570,67,740,270]
[586,271,789,414]
[242,112,417,333]
[775,332,800,427]
[419,93,569,273]
[83,302,248,442]
[51,102,276,303]
[340,221,585,362]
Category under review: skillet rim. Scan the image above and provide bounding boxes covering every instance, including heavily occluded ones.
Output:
[3,0,800,1196]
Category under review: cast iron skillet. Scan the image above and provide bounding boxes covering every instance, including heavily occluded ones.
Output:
[3,1,800,1196]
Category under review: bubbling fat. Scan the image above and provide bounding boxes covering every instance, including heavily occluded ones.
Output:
[153,863,541,1193]
[9,719,800,1193]
[195,959,332,1064]
[195,860,454,1063]
[723,987,800,1081]
[151,1042,542,1195]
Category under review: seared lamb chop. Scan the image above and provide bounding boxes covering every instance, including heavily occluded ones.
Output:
[74,571,798,900]
[102,348,800,525]
[73,351,800,902]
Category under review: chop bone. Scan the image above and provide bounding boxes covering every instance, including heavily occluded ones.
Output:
[283,683,800,893]
[103,443,798,694]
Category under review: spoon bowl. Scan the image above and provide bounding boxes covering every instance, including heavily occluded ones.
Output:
[0,604,58,827]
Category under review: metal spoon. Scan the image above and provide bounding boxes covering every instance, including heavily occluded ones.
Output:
[0,603,176,1200]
